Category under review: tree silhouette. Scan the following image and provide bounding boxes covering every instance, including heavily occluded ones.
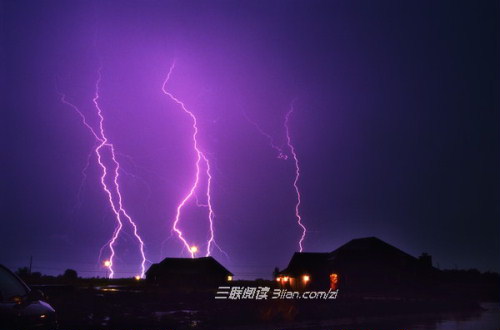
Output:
[62,269,78,280]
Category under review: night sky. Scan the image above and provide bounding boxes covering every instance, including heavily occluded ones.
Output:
[1,0,499,279]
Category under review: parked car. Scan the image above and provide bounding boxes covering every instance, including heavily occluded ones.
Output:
[0,265,57,329]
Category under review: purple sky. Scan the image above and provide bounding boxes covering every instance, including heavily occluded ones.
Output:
[1,0,499,279]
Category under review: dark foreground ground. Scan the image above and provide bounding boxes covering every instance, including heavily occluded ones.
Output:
[27,279,499,330]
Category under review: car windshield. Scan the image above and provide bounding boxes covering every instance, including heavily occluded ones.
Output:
[0,267,29,302]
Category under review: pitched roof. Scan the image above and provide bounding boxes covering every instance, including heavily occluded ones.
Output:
[328,237,417,263]
[278,252,330,276]
[146,256,233,276]
[279,237,422,276]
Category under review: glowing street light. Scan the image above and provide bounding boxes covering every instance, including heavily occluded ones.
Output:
[134,275,141,281]
[302,275,310,283]
[190,246,198,255]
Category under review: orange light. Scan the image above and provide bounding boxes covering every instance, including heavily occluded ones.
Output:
[190,246,198,254]
[276,277,281,282]
[227,275,233,281]
[303,275,310,282]
[103,260,111,267]
[134,275,141,281]
[283,276,289,282]
[330,273,339,290]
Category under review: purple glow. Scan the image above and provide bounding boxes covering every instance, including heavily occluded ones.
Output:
[161,62,220,258]
[3,0,498,282]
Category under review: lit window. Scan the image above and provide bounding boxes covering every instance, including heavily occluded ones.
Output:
[227,275,233,281]
[330,273,339,290]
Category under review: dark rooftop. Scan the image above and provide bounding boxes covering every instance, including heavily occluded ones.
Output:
[329,236,418,262]
[146,256,233,276]
[279,237,424,276]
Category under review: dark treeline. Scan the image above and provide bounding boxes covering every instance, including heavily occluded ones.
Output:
[9,266,498,329]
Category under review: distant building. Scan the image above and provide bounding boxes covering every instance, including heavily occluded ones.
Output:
[146,257,233,289]
[277,237,436,295]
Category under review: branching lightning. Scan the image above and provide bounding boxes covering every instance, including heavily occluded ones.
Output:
[243,111,288,160]
[59,68,147,278]
[161,62,219,258]
[245,102,307,252]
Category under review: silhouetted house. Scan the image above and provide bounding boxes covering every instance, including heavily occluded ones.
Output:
[146,257,233,289]
[276,252,331,290]
[277,237,437,296]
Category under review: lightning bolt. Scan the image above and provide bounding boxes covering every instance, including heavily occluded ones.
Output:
[245,102,307,252]
[59,68,147,278]
[161,61,219,258]
[284,103,307,252]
